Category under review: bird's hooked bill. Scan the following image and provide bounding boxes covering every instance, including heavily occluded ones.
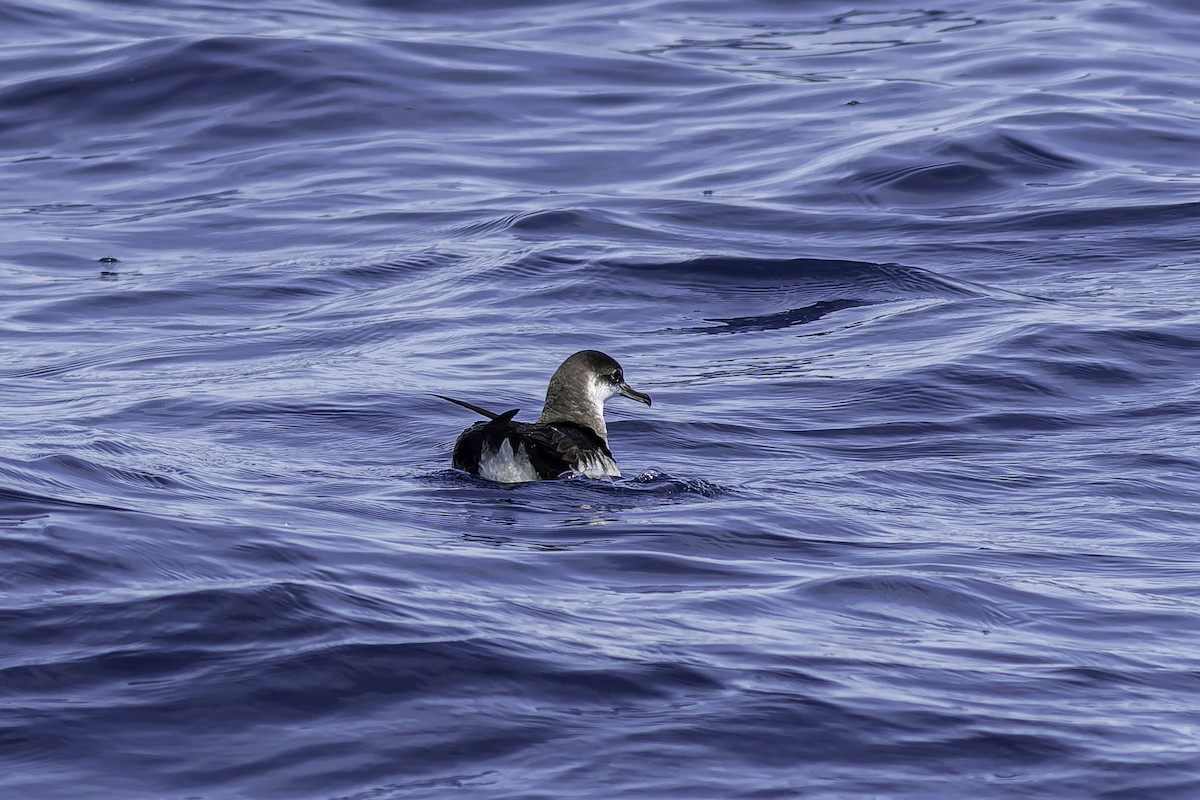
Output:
[619,382,652,406]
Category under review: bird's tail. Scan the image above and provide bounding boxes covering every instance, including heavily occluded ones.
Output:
[435,394,518,422]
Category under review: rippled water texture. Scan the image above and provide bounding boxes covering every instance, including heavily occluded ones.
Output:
[3,1,1200,798]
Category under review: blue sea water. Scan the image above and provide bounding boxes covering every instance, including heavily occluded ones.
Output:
[3,0,1200,797]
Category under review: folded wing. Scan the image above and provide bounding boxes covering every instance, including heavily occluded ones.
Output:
[451,419,611,479]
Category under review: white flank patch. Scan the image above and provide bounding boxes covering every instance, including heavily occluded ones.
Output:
[479,439,541,484]
[576,451,621,478]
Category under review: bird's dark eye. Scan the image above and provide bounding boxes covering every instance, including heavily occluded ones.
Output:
[611,371,622,383]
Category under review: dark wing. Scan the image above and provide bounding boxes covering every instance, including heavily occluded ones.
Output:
[452,418,611,480]
[518,422,613,478]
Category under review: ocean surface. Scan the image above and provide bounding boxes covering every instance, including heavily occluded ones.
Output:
[3,1,1200,797]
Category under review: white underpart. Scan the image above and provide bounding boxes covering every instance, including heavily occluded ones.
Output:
[573,374,622,477]
[478,439,541,483]
[583,374,621,442]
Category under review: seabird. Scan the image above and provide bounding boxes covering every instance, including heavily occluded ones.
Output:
[438,350,652,482]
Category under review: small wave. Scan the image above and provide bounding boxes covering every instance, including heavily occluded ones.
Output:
[799,573,1026,629]
[694,298,882,334]
[622,469,727,498]
[608,256,993,298]
[602,255,1023,335]
[835,127,1090,210]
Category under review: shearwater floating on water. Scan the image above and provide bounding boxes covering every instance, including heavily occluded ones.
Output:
[438,350,652,482]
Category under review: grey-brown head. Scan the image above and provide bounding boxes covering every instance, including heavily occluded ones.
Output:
[536,350,652,442]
